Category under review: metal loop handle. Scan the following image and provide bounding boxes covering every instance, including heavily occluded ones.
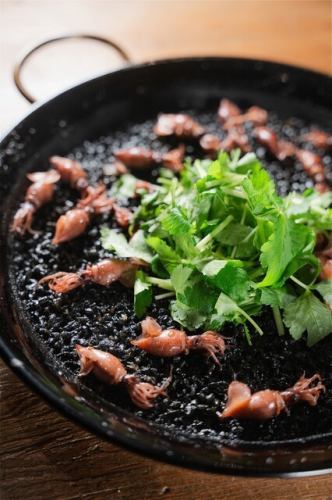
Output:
[13,33,131,103]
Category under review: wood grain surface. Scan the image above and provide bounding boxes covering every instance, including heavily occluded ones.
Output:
[0,1,331,498]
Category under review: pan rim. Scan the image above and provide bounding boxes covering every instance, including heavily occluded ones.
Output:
[1,55,332,477]
[1,54,331,142]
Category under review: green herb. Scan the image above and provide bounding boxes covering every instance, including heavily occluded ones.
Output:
[283,291,332,346]
[314,281,332,308]
[101,151,332,346]
[258,215,314,287]
[146,236,180,272]
[134,271,153,317]
[100,227,153,263]
[211,291,264,336]
[110,174,137,200]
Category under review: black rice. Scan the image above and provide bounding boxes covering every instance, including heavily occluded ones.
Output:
[8,109,332,444]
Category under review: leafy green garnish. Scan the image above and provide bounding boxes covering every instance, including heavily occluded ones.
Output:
[258,216,314,287]
[110,174,137,200]
[260,287,295,308]
[100,227,153,263]
[284,291,332,346]
[134,271,153,318]
[211,292,264,336]
[146,236,180,272]
[314,281,332,308]
[101,151,332,346]
[201,260,249,302]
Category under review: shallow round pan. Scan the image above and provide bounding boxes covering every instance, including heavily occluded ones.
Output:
[1,57,332,476]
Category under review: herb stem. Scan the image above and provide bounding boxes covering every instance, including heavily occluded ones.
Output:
[194,161,207,179]
[242,227,257,243]
[231,206,249,259]
[203,180,223,189]
[272,306,285,336]
[222,188,247,199]
[170,178,178,207]
[238,307,264,336]
[147,277,175,291]
[155,291,176,300]
[243,325,253,346]
[290,275,310,292]
[249,267,264,280]
[230,246,237,259]
[240,206,247,225]
[196,215,234,251]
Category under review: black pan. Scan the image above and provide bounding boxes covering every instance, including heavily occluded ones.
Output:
[1,37,332,476]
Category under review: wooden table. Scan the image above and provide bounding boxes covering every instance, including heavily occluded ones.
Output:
[1,1,331,498]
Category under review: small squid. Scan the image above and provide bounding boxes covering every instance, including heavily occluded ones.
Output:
[200,128,251,155]
[131,317,227,365]
[302,130,332,150]
[254,127,296,161]
[199,134,222,156]
[295,149,329,185]
[154,113,205,139]
[315,182,331,194]
[52,185,116,244]
[320,259,332,280]
[39,258,144,293]
[50,156,89,192]
[218,99,241,124]
[11,169,60,235]
[219,374,325,421]
[75,345,171,409]
[317,245,332,280]
[161,144,186,172]
[220,127,251,153]
[112,204,133,228]
[115,147,155,168]
[223,106,268,129]
[115,145,185,172]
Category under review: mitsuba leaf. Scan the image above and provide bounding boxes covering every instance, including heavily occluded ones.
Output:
[281,254,320,286]
[101,227,153,262]
[170,266,217,330]
[170,265,194,294]
[233,152,261,175]
[286,190,332,214]
[260,287,295,308]
[207,153,230,179]
[216,222,252,245]
[210,292,244,329]
[253,218,274,250]
[150,255,169,278]
[314,281,332,308]
[286,191,332,230]
[201,260,249,302]
[258,215,313,287]
[134,271,152,318]
[110,174,137,200]
[146,236,180,272]
[161,206,191,235]
[201,259,243,275]
[161,207,195,255]
[242,164,277,215]
[207,160,223,180]
[170,300,206,330]
[192,192,214,231]
[181,278,217,312]
[283,291,332,346]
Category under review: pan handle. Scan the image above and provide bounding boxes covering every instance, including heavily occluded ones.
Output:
[13,33,131,104]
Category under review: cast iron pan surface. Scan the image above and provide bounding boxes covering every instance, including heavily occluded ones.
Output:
[1,57,332,476]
